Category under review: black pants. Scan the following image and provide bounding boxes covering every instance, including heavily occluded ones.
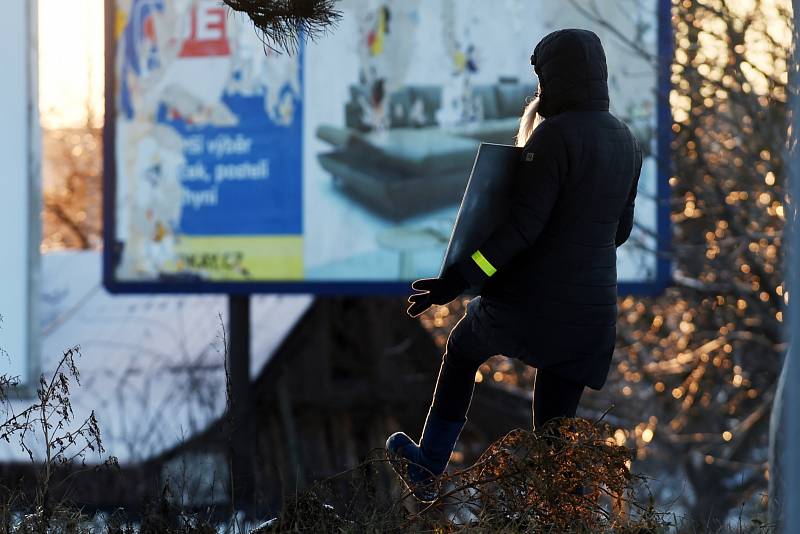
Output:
[429,302,585,430]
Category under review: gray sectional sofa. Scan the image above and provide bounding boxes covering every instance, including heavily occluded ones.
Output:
[316,78,536,219]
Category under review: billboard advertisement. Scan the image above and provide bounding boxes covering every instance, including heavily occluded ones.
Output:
[104,0,670,294]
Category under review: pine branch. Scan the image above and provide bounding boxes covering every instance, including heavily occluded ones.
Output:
[222,0,342,54]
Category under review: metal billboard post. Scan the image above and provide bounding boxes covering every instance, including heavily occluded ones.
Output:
[228,294,255,511]
[784,2,800,532]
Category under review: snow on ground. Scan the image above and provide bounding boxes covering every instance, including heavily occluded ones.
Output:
[1,251,313,464]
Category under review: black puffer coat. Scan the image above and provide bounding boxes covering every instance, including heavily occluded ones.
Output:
[459,29,642,390]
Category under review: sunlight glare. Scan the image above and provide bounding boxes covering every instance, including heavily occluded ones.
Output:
[38,0,104,129]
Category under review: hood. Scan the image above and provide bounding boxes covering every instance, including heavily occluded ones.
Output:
[531,28,609,118]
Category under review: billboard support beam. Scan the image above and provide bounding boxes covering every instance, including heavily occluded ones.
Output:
[0,0,40,394]
[782,2,800,531]
[771,1,800,530]
[227,294,255,511]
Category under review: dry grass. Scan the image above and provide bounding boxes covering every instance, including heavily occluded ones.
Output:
[260,418,670,533]
[0,334,773,532]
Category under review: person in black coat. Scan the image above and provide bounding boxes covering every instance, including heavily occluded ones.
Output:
[386,28,643,501]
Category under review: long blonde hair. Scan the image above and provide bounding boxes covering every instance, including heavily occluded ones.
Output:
[515,88,544,147]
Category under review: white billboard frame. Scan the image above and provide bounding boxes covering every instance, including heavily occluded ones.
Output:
[0,0,41,394]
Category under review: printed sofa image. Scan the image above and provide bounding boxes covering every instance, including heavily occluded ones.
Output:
[316,78,536,220]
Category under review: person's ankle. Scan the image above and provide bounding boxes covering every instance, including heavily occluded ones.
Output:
[418,411,466,474]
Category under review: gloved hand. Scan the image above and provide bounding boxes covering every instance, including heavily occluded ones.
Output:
[406,265,468,317]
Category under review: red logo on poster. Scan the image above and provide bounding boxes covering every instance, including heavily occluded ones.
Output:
[179,2,230,57]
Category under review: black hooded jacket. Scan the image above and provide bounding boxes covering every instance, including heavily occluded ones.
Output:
[458,29,642,390]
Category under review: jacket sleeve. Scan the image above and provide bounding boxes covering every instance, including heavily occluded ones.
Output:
[614,134,643,247]
[458,121,568,287]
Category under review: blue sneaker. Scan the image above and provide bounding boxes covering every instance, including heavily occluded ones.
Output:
[385,432,439,502]
[385,411,466,502]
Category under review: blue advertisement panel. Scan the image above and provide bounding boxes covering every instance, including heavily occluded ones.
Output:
[104,0,671,294]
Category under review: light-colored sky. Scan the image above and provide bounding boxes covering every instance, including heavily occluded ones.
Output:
[39,0,104,129]
[37,0,790,130]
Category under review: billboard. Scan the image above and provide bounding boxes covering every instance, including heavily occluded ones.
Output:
[104,0,671,294]
[0,0,40,388]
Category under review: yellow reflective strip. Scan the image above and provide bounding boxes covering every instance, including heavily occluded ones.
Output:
[471,250,497,277]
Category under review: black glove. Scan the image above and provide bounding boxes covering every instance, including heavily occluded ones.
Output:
[406,265,468,317]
